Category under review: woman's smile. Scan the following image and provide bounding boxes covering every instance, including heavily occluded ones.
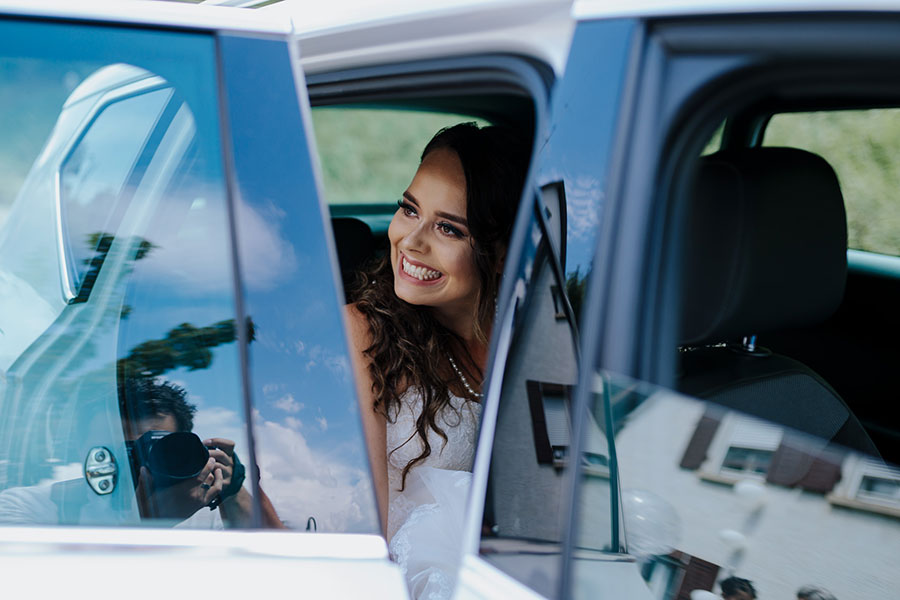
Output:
[399,253,443,283]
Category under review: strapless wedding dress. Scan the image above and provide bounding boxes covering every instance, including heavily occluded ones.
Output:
[386,388,482,600]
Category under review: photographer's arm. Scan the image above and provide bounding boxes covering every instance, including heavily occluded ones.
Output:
[218,487,285,529]
[205,437,285,529]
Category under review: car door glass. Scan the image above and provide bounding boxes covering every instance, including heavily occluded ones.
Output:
[0,21,252,529]
[59,87,173,301]
[478,210,588,598]
[578,369,900,600]
[217,36,380,533]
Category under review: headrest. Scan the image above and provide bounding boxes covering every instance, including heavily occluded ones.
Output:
[680,147,847,346]
[332,217,374,292]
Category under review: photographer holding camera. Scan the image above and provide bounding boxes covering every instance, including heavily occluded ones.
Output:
[121,377,282,528]
[0,378,282,529]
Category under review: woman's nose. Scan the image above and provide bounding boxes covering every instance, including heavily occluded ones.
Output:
[401,220,429,254]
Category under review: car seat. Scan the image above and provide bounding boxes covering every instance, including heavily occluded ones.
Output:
[677,147,879,456]
[332,217,375,297]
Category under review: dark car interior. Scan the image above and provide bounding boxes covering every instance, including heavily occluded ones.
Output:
[678,146,877,456]
[679,95,900,466]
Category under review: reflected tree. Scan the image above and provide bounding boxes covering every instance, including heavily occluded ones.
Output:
[565,266,589,329]
[76,231,156,303]
[118,317,255,380]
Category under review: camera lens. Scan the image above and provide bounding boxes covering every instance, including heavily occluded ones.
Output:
[147,432,209,484]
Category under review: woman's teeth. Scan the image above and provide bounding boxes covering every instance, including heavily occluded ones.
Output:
[402,257,442,281]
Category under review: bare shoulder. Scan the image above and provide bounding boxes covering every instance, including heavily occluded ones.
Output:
[343,302,372,354]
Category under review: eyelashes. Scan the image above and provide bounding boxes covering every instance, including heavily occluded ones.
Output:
[397,199,466,239]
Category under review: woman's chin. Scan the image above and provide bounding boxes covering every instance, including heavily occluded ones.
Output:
[394,281,438,306]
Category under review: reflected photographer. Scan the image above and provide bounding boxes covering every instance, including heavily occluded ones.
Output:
[120,377,280,528]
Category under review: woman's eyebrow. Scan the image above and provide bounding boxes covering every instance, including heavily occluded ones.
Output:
[403,191,468,227]
[435,211,468,227]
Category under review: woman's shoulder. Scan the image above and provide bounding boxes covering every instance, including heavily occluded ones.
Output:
[343,302,372,353]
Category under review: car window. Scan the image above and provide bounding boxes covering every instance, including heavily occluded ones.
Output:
[763,109,900,256]
[216,36,380,533]
[478,211,593,598]
[0,22,249,529]
[59,87,173,301]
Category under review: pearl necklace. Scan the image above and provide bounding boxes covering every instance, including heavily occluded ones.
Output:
[447,354,484,399]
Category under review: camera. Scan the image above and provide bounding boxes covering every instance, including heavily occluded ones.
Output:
[125,430,210,488]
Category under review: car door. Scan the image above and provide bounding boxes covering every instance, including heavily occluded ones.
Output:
[549,7,900,600]
[453,17,656,600]
[0,11,402,596]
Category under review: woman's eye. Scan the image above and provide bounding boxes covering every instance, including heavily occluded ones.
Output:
[438,223,463,238]
[397,200,417,217]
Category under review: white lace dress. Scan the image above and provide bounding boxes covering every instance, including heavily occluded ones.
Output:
[386,388,482,600]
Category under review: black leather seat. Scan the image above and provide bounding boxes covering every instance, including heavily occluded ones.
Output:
[332,217,375,296]
[678,147,879,455]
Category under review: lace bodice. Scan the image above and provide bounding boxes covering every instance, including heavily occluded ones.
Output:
[386,388,481,542]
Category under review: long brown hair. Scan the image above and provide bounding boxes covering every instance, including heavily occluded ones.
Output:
[351,122,530,489]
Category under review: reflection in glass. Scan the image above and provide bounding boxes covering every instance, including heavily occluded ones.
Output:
[0,52,251,529]
[579,371,900,600]
[478,239,581,598]
[219,35,379,534]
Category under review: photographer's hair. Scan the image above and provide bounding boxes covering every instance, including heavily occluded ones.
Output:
[118,377,196,432]
[797,586,837,600]
[352,122,530,489]
[720,576,757,599]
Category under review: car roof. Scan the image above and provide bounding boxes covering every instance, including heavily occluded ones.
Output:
[0,0,290,35]
[262,0,575,77]
[573,0,900,20]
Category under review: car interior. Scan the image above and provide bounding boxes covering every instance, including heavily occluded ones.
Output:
[678,96,900,466]
[678,146,878,456]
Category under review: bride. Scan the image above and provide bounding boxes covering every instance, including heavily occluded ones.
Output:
[345,122,529,599]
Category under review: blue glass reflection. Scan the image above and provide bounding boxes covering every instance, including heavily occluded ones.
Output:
[219,35,378,533]
[0,21,243,528]
[536,19,635,323]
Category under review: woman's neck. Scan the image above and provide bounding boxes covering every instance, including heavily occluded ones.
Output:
[433,311,490,371]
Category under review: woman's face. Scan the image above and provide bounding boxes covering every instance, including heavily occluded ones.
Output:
[389,147,480,331]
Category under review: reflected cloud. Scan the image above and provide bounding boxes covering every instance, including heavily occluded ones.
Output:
[564,174,603,243]
[316,410,328,432]
[137,190,298,294]
[193,406,245,449]
[274,393,303,414]
[196,404,375,532]
[254,412,374,533]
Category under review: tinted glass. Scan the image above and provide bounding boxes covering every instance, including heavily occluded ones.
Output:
[59,88,173,300]
[534,19,634,326]
[218,36,378,533]
[479,221,581,598]
[585,370,900,600]
[0,22,248,528]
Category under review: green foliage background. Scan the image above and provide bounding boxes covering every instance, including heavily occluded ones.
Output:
[764,110,900,256]
[310,108,488,205]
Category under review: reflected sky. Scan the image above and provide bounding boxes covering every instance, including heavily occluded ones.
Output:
[536,20,634,281]
[221,34,378,533]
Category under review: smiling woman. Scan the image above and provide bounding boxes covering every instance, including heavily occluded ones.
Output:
[343,122,530,599]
